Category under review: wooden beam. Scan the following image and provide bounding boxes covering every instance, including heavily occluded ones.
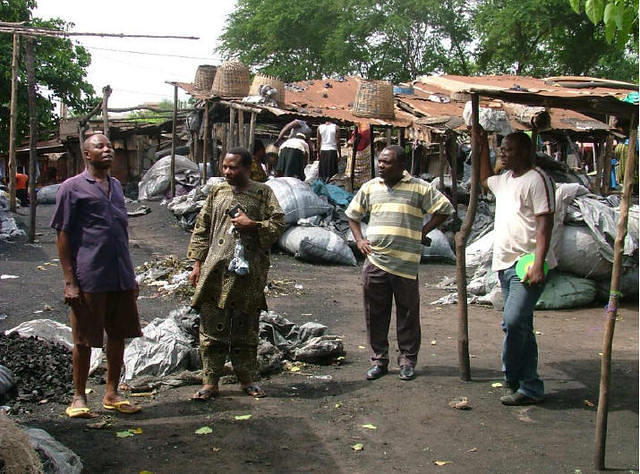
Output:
[202,101,209,181]
[438,142,445,191]
[248,112,257,154]
[370,125,376,179]
[102,85,112,139]
[7,33,19,212]
[455,93,479,381]
[349,125,358,192]
[594,111,638,470]
[238,110,245,148]
[228,107,236,149]
[25,38,37,242]
[170,84,178,197]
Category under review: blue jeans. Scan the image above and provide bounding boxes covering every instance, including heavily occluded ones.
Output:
[498,265,546,399]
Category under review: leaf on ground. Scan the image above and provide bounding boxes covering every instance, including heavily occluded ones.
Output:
[358,345,366,349]
[584,400,595,408]
[139,471,154,474]
[334,402,342,408]
[234,415,252,420]
[289,366,301,372]
[195,426,213,435]
[130,428,143,434]
[116,430,135,438]
[433,460,451,466]
[361,424,377,430]
[211,447,221,453]
[351,443,364,451]
[491,382,503,388]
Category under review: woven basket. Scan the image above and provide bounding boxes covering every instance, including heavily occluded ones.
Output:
[352,79,395,119]
[193,65,217,91]
[211,61,250,97]
[249,74,285,105]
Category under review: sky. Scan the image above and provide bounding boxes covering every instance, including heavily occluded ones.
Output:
[34,0,238,109]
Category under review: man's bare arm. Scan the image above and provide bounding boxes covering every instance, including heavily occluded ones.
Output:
[56,230,80,303]
[348,218,371,256]
[477,129,493,187]
[523,213,554,285]
[421,213,448,241]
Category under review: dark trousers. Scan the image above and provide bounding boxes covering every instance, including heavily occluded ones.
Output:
[362,260,421,368]
[319,150,338,180]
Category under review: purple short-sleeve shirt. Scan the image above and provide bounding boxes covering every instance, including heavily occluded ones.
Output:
[50,169,137,292]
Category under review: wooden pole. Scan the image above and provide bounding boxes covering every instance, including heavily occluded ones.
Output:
[220,123,228,175]
[8,33,19,212]
[248,112,256,154]
[25,38,37,243]
[202,101,209,181]
[603,117,616,193]
[448,134,459,214]
[238,109,245,148]
[594,112,637,471]
[454,93,480,381]
[349,125,359,191]
[170,84,177,197]
[101,85,112,139]
[136,135,144,181]
[369,125,375,179]
[438,142,446,191]
[228,107,236,149]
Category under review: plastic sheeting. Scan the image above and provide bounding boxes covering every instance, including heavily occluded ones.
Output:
[5,319,102,375]
[36,184,60,205]
[278,226,356,266]
[138,155,201,201]
[266,177,332,224]
[421,229,456,262]
[310,179,354,207]
[463,101,513,136]
[26,428,83,474]
[535,271,597,309]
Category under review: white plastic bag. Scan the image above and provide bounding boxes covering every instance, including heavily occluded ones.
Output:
[279,226,356,266]
[266,178,332,224]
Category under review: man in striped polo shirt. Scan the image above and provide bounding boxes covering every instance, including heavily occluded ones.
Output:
[481,131,556,406]
[346,145,454,381]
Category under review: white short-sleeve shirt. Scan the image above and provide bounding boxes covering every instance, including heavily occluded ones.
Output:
[487,167,557,272]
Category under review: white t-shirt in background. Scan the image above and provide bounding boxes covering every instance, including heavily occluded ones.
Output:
[318,123,338,151]
[487,167,557,272]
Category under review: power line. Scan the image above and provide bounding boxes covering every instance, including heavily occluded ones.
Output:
[0,22,199,40]
[84,45,219,61]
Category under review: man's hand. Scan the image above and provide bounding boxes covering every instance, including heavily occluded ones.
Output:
[190,261,202,288]
[356,238,372,256]
[522,263,545,286]
[63,281,81,305]
[231,210,257,231]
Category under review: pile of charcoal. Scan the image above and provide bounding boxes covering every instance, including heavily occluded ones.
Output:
[0,333,73,406]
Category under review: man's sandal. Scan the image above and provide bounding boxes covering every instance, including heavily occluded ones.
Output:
[191,388,218,401]
[65,406,94,419]
[102,400,142,414]
[243,385,265,398]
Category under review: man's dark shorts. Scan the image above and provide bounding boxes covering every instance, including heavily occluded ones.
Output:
[69,290,142,348]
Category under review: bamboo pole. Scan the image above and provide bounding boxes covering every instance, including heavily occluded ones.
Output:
[349,125,359,192]
[25,38,37,243]
[8,33,19,212]
[248,112,256,154]
[202,101,209,181]
[594,112,637,471]
[101,85,112,139]
[238,109,245,148]
[170,84,177,197]
[454,93,480,381]
[369,125,375,179]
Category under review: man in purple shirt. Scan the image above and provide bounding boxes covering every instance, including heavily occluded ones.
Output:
[51,133,142,418]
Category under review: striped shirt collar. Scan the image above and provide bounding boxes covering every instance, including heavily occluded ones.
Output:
[375,170,413,186]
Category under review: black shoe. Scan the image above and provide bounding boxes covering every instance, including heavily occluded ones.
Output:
[399,365,415,381]
[366,365,388,380]
[500,392,543,406]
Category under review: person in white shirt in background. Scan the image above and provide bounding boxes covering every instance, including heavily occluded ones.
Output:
[317,120,341,181]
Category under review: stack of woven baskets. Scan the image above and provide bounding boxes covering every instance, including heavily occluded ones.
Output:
[249,74,285,106]
[211,60,250,97]
[193,65,217,91]
[352,79,395,119]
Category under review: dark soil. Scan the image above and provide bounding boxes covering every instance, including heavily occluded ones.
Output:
[0,201,637,474]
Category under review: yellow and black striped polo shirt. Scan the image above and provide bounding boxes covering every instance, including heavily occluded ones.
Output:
[346,171,454,279]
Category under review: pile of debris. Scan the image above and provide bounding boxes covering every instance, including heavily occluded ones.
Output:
[0,333,73,407]
[0,193,26,241]
[136,255,194,300]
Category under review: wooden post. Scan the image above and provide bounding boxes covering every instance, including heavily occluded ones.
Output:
[438,142,446,191]
[594,112,637,471]
[102,85,112,139]
[238,109,245,148]
[454,93,480,381]
[25,38,37,243]
[202,101,209,181]
[349,125,359,191]
[211,121,218,177]
[448,134,459,214]
[8,33,19,212]
[369,125,375,179]
[170,84,177,197]
[595,141,605,194]
[136,135,144,181]
[248,112,256,154]
[385,127,392,146]
[228,107,236,149]
[603,117,616,193]
[220,123,228,175]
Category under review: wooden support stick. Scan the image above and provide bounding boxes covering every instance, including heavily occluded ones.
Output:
[438,142,446,191]
[202,101,209,181]
[238,110,245,148]
[603,116,616,193]
[228,107,236,149]
[220,123,228,175]
[8,33,19,212]
[25,38,37,243]
[455,93,480,381]
[349,125,359,192]
[102,85,112,139]
[248,112,256,154]
[370,125,375,179]
[448,134,459,214]
[211,122,218,177]
[170,84,177,197]
[594,112,637,471]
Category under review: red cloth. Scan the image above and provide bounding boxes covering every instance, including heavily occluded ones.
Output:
[350,128,371,151]
[15,173,28,190]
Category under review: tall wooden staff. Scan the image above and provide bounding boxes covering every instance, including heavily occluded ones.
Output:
[170,84,178,197]
[454,93,481,381]
[594,111,637,470]
[25,38,38,243]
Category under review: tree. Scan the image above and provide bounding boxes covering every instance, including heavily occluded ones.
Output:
[569,0,638,47]
[474,0,638,82]
[0,0,95,154]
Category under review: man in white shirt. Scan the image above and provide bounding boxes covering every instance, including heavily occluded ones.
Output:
[317,120,341,181]
[275,132,309,180]
[480,131,555,406]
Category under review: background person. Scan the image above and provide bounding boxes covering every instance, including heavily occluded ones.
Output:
[317,120,341,181]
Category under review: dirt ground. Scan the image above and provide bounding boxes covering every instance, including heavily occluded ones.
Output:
[1,201,638,474]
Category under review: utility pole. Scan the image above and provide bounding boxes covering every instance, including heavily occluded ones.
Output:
[8,33,19,212]
[102,85,112,139]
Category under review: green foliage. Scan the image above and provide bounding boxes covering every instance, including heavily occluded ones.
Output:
[569,0,638,49]
[0,0,95,154]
